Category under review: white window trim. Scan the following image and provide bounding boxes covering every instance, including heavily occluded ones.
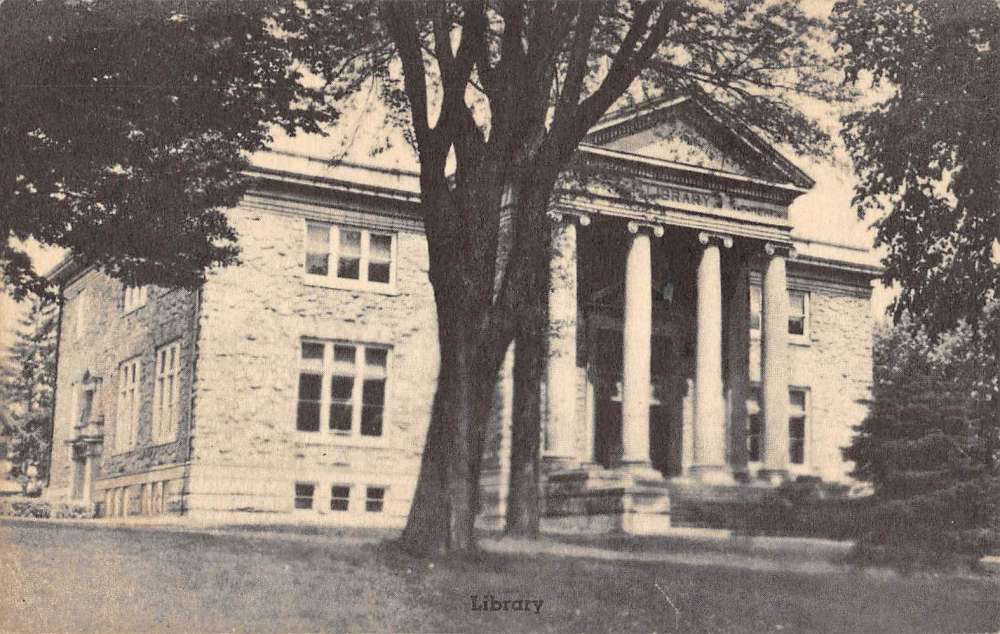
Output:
[114,357,142,454]
[749,285,811,346]
[295,339,391,445]
[744,385,812,474]
[302,220,399,294]
[788,387,811,473]
[788,290,811,346]
[152,341,182,445]
[123,285,148,315]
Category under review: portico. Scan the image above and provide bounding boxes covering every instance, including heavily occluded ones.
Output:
[528,96,814,533]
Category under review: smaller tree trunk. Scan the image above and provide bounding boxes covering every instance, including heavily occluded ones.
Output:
[505,325,544,536]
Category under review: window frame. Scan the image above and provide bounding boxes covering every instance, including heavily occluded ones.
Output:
[745,385,811,471]
[749,285,811,344]
[788,387,809,466]
[330,484,352,512]
[302,220,398,293]
[114,357,142,454]
[787,289,810,344]
[74,288,89,341]
[123,285,148,314]
[364,486,387,513]
[295,339,391,442]
[151,341,182,445]
[293,482,317,511]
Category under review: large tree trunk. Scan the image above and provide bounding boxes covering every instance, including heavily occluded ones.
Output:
[399,325,499,556]
[505,325,544,536]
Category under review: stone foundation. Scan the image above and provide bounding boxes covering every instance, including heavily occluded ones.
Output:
[541,466,671,535]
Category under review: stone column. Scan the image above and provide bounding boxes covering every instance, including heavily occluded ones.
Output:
[761,243,790,482]
[621,221,662,469]
[546,212,588,464]
[724,250,752,474]
[691,232,732,483]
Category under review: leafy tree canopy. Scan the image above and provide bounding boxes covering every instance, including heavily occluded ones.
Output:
[0,297,57,489]
[833,0,1000,334]
[844,300,1000,566]
[1,0,331,299]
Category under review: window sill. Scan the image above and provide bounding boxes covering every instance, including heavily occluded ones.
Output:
[302,275,399,296]
[294,431,390,448]
[749,331,811,347]
[122,305,146,316]
[745,462,814,478]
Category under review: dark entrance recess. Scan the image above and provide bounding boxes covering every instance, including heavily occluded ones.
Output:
[592,329,677,475]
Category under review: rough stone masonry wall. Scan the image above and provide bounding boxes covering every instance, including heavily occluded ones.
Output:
[749,265,874,483]
[48,269,198,515]
[188,194,439,525]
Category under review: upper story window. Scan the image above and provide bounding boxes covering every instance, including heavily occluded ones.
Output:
[296,339,390,438]
[73,289,90,341]
[750,286,810,341]
[123,286,148,314]
[115,358,142,454]
[152,342,182,444]
[305,221,396,289]
[787,290,808,337]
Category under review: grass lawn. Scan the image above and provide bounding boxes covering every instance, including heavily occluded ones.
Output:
[1,519,998,633]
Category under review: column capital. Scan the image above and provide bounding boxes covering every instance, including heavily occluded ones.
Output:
[548,209,591,226]
[698,231,734,249]
[627,220,664,237]
[763,241,796,258]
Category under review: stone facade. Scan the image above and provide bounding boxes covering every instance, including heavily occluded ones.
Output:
[48,268,198,516]
[185,191,438,525]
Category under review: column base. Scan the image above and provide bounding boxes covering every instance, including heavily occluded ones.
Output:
[543,455,579,472]
[688,464,734,485]
[615,461,666,484]
[757,468,789,485]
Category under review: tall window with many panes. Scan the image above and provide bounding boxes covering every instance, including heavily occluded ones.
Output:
[152,342,181,443]
[746,387,810,466]
[296,340,389,438]
[115,358,141,453]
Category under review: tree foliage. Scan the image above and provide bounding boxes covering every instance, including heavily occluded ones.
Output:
[0,297,57,491]
[844,302,1000,566]
[833,0,1000,335]
[1,0,331,299]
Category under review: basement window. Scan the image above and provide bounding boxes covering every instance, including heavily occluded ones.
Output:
[294,483,315,510]
[365,487,385,513]
[330,485,351,512]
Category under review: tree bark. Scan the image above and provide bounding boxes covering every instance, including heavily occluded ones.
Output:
[399,323,499,556]
[505,325,544,536]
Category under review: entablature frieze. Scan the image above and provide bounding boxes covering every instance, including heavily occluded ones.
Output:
[556,196,793,247]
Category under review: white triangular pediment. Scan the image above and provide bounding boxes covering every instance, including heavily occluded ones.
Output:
[600,113,752,176]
